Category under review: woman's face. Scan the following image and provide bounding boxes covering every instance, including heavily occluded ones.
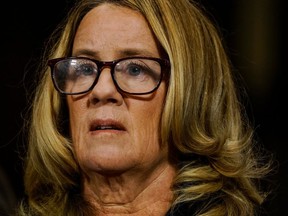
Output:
[68,4,168,175]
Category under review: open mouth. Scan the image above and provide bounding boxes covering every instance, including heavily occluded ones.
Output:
[93,125,121,130]
[90,120,125,132]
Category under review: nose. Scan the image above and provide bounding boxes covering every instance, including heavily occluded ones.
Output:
[88,67,123,105]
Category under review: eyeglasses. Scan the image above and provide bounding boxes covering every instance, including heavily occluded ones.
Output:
[48,56,170,95]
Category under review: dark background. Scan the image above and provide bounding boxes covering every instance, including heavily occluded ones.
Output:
[0,1,286,215]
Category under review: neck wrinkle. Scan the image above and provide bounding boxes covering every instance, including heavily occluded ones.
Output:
[82,162,177,215]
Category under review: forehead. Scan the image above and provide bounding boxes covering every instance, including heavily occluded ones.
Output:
[72,3,161,59]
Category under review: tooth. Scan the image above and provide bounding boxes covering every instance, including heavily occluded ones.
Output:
[97,126,114,130]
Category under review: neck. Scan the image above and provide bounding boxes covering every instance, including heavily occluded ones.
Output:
[82,162,176,216]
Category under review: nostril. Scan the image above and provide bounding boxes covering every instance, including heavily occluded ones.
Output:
[90,97,119,104]
[88,89,122,106]
[107,98,118,103]
[89,97,100,105]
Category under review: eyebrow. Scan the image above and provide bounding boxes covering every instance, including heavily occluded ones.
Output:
[72,48,158,59]
[118,49,156,57]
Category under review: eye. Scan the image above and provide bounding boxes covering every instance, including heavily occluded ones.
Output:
[126,63,146,76]
[117,60,154,78]
[75,62,97,76]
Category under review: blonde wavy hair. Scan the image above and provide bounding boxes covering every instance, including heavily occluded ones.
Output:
[17,0,273,215]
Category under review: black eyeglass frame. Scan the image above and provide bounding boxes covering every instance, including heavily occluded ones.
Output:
[48,56,170,95]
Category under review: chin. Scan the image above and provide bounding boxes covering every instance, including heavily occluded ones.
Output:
[79,151,137,174]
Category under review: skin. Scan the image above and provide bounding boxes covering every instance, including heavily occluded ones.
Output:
[68,3,176,215]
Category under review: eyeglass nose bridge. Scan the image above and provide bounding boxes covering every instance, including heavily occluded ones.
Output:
[96,60,117,73]
[91,60,120,92]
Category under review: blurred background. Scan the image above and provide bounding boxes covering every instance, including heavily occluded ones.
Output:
[0,0,286,215]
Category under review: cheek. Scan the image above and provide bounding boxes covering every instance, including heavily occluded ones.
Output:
[131,86,166,133]
[129,98,166,162]
[67,99,86,137]
[136,103,162,128]
[128,94,165,145]
[67,100,89,161]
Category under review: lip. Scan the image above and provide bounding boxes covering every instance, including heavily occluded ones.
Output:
[89,119,126,133]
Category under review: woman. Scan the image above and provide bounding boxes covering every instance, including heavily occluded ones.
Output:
[17,0,272,215]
